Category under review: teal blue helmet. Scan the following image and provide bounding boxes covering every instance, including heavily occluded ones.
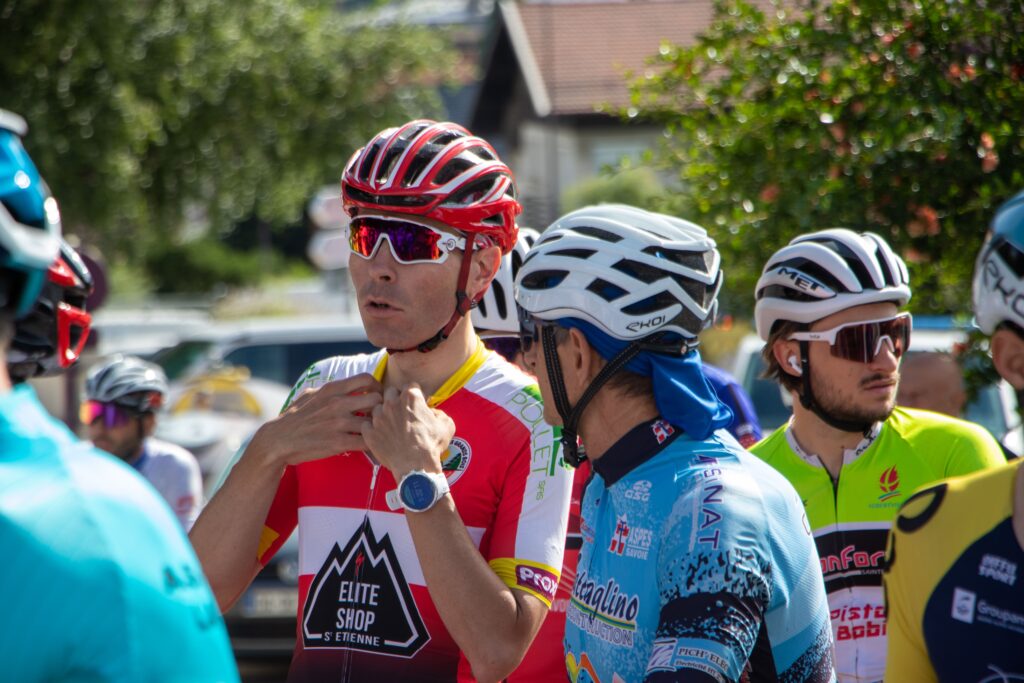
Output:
[0,110,61,318]
[973,190,1024,334]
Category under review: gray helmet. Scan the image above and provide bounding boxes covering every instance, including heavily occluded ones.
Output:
[85,354,169,413]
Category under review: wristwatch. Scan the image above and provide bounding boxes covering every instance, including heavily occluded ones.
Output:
[386,470,450,513]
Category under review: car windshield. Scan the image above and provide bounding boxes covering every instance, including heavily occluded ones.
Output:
[150,340,215,381]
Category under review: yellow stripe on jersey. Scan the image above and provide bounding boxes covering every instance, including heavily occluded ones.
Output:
[372,340,489,407]
[257,525,280,562]
[490,557,562,608]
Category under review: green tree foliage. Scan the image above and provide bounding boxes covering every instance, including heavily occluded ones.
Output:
[631,0,1024,316]
[1,0,452,263]
[561,167,670,214]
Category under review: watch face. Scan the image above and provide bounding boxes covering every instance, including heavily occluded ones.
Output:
[400,474,436,511]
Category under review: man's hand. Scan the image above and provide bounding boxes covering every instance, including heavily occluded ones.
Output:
[361,384,456,479]
[249,373,383,469]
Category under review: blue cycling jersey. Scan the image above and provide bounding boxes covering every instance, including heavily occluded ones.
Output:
[564,417,836,683]
[0,385,239,682]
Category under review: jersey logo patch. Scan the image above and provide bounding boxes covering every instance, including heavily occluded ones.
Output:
[878,465,901,501]
[441,437,472,485]
[301,519,429,657]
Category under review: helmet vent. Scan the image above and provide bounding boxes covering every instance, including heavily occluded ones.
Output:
[358,140,385,182]
[521,269,569,290]
[642,246,714,274]
[491,281,508,319]
[806,237,874,288]
[996,238,1024,277]
[549,248,596,259]
[435,157,475,186]
[575,226,623,242]
[622,292,676,315]
[586,279,628,302]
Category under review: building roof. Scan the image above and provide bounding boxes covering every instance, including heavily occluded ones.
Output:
[504,0,725,117]
[474,0,781,122]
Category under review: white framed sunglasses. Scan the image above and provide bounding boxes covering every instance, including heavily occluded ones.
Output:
[347,215,467,265]
[788,313,912,363]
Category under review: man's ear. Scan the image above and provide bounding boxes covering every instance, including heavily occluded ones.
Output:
[772,338,803,378]
[991,328,1024,391]
[467,243,502,302]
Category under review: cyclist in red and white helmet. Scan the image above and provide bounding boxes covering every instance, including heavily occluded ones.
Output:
[7,238,93,383]
[192,120,573,683]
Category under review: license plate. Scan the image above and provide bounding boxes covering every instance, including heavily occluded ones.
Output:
[241,586,298,618]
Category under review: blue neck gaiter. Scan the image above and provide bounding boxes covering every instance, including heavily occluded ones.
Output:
[558,318,732,440]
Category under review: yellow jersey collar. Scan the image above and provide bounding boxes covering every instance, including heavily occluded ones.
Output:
[371,340,488,407]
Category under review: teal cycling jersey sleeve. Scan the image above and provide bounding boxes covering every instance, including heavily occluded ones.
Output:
[0,385,238,682]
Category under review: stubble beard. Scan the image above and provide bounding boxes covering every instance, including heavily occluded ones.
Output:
[810,370,897,425]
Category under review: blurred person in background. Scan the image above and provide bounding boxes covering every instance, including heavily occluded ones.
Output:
[518,204,835,682]
[884,189,1024,682]
[191,120,572,683]
[7,237,93,383]
[83,354,204,530]
[751,228,1004,683]
[473,226,538,370]
[895,350,967,418]
[0,109,237,680]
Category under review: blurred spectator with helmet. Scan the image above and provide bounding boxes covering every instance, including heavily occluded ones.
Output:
[83,354,204,530]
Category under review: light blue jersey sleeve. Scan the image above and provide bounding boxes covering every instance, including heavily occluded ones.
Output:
[0,386,239,682]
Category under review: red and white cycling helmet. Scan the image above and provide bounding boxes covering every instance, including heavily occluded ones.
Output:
[341,120,521,253]
[8,238,93,382]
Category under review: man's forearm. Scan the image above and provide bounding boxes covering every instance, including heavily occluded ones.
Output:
[189,439,286,611]
[405,496,546,683]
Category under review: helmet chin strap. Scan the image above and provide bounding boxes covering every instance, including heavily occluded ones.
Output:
[387,239,478,354]
[796,341,875,435]
[542,325,646,467]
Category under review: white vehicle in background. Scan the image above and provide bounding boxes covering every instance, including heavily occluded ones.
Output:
[732,317,1023,454]
[148,316,377,386]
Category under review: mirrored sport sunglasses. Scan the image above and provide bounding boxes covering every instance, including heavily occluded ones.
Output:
[79,400,136,428]
[788,313,912,363]
[348,216,467,265]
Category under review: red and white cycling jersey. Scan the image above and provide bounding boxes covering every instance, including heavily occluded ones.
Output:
[258,344,573,683]
[509,460,589,683]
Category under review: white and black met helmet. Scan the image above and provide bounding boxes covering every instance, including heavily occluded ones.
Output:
[85,355,169,413]
[472,227,539,336]
[516,204,722,352]
[754,228,911,340]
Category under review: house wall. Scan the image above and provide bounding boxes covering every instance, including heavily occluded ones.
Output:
[511,120,662,228]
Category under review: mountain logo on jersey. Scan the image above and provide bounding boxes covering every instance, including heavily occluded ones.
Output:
[301,519,429,657]
[441,437,472,486]
[878,465,901,501]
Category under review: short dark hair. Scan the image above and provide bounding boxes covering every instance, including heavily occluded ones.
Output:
[761,320,806,393]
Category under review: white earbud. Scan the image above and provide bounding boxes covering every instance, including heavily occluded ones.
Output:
[788,355,803,375]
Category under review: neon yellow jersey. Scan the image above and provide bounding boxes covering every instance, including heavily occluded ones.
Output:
[751,407,1005,683]
[884,459,1024,683]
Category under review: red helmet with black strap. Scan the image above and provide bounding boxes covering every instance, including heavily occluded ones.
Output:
[341,120,522,353]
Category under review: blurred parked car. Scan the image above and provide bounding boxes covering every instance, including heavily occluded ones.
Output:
[149,317,378,385]
[731,317,1023,453]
